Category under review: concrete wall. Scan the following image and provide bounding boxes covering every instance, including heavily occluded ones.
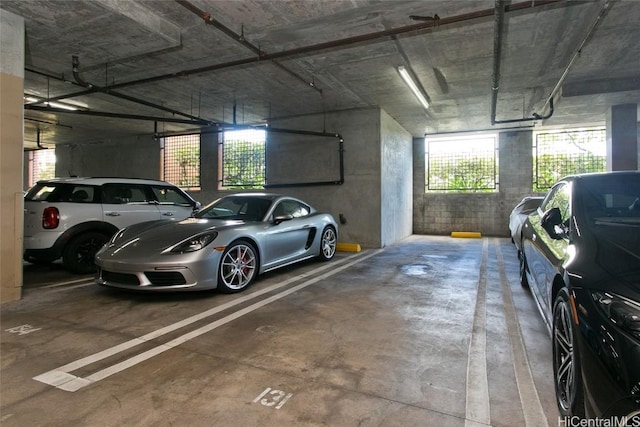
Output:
[55,135,160,179]
[267,108,385,248]
[46,108,404,248]
[1,9,25,303]
[414,131,537,237]
[380,110,413,247]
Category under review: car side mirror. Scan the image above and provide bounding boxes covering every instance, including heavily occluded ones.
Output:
[541,207,566,239]
[273,214,293,225]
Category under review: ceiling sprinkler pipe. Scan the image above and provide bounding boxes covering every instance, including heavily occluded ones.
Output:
[72,55,93,88]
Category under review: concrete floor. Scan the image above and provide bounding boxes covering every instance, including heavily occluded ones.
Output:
[1,236,560,426]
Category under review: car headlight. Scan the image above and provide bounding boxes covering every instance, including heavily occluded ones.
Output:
[168,231,218,254]
[591,291,640,339]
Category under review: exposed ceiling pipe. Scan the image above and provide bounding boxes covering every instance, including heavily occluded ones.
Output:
[175,0,322,94]
[54,0,567,94]
[36,128,47,149]
[491,0,611,125]
[26,65,219,125]
[540,0,612,113]
[491,1,554,125]
[72,55,93,88]
[24,104,216,126]
[28,0,572,130]
[490,0,505,125]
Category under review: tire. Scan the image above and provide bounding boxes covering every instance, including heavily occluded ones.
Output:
[217,240,258,293]
[62,231,109,274]
[318,226,337,261]
[518,250,529,288]
[552,288,585,418]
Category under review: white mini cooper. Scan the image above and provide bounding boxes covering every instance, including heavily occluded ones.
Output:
[23,177,200,274]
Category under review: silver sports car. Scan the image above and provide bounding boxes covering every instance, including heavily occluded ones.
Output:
[95,193,338,293]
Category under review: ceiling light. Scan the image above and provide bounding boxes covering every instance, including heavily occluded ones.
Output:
[46,101,78,111]
[23,96,78,111]
[397,66,430,110]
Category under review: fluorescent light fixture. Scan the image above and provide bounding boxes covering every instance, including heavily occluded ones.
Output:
[47,101,78,111]
[397,65,429,110]
[23,96,78,110]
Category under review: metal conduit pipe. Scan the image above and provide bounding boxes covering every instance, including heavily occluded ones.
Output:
[540,0,612,113]
[490,0,505,125]
[175,0,323,94]
[79,0,567,93]
[491,0,610,125]
[24,104,215,126]
[491,1,555,125]
[27,0,569,116]
[25,66,218,125]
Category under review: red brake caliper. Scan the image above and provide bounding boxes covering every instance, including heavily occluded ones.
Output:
[241,247,250,277]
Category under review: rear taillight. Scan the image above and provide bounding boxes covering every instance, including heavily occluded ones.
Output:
[42,207,60,229]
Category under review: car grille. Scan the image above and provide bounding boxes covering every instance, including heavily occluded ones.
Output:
[144,272,187,286]
[102,270,140,285]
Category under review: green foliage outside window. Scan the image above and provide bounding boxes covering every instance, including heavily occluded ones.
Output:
[222,135,265,189]
[425,136,497,192]
[534,153,605,191]
[427,157,496,192]
[162,134,200,190]
[175,146,200,188]
[534,129,606,191]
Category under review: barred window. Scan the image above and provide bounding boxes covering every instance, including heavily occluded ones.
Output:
[533,128,606,191]
[28,149,56,187]
[425,135,498,192]
[161,134,200,190]
[221,129,266,189]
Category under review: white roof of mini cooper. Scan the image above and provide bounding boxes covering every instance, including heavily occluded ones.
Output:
[37,177,178,186]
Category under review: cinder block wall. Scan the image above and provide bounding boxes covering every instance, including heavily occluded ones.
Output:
[413,130,539,237]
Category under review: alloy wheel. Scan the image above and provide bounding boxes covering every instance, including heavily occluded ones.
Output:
[220,243,257,290]
[321,227,337,260]
[553,296,576,413]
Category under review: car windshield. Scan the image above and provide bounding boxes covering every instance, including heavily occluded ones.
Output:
[579,174,640,225]
[195,197,273,221]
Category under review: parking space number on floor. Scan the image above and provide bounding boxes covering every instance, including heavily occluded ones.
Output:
[5,324,41,335]
[253,387,293,409]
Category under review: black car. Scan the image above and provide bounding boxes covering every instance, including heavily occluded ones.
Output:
[520,171,640,421]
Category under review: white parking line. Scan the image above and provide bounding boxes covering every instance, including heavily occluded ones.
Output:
[465,238,491,427]
[39,277,94,288]
[495,242,549,427]
[33,250,382,392]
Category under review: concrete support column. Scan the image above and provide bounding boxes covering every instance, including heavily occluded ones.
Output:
[606,104,638,171]
[0,10,25,302]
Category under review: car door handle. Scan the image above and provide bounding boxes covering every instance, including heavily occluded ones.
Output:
[162,212,174,216]
[105,212,121,217]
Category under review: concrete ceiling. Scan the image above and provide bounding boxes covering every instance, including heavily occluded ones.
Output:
[2,0,639,149]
